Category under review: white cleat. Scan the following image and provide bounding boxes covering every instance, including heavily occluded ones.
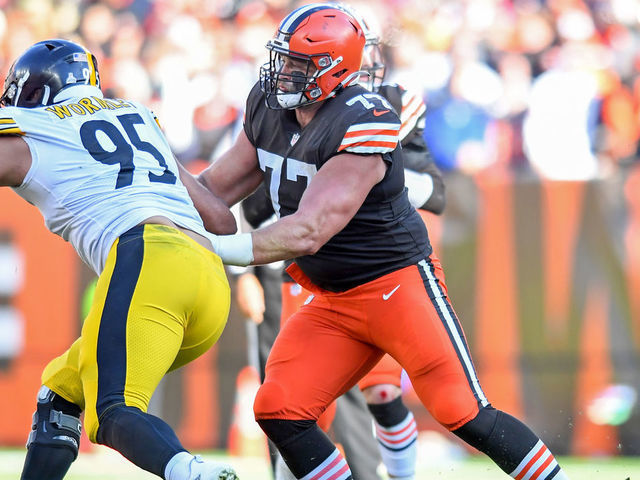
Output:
[190,455,238,480]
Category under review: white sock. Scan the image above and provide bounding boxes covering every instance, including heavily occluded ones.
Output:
[164,451,195,480]
[509,440,569,480]
[374,412,418,479]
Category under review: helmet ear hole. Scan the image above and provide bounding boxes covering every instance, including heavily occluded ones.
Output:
[24,87,43,103]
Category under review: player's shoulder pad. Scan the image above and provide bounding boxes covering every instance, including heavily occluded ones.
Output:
[389,83,426,139]
[337,89,401,155]
[0,106,26,136]
[378,82,404,114]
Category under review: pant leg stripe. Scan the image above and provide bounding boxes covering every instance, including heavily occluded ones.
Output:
[417,258,488,407]
[96,225,145,419]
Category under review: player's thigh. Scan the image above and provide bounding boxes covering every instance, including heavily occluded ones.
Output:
[256,299,383,421]
[171,255,230,371]
[80,226,218,440]
[41,338,85,409]
[370,259,485,429]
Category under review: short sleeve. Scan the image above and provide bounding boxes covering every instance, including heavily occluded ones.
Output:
[243,82,263,146]
[0,108,25,136]
[336,93,400,155]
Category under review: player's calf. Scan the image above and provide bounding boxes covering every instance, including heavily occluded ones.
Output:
[367,396,417,480]
[20,385,82,480]
[257,418,352,479]
[453,406,570,479]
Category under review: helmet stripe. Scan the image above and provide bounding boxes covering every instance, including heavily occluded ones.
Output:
[279,3,335,34]
[84,49,97,86]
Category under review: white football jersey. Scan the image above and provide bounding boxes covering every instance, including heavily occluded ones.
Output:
[1,86,207,275]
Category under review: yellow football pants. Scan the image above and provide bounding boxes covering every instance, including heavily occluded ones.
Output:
[41,224,230,442]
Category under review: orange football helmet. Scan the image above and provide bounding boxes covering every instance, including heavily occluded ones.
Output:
[260,3,366,109]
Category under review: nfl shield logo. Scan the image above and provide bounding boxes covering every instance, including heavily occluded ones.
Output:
[290,133,300,146]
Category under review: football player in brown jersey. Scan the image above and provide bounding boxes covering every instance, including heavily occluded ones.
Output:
[237,6,447,478]
[198,4,570,480]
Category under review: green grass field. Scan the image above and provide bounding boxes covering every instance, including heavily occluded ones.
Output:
[1,447,639,479]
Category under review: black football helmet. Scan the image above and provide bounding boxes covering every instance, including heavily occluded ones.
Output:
[0,39,100,108]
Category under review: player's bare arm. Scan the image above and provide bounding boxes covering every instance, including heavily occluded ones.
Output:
[177,161,237,234]
[0,136,31,187]
[198,129,263,207]
[250,152,387,265]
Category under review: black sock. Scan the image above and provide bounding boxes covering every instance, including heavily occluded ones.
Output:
[96,405,185,476]
[367,395,409,427]
[21,389,82,480]
[21,446,76,480]
[258,419,352,479]
[453,406,561,478]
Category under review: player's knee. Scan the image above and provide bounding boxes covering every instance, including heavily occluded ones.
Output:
[452,405,498,448]
[316,401,336,432]
[426,383,480,430]
[361,384,401,404]
[254,380,288,419]
[257,418,316,447]
[27,386,82,459]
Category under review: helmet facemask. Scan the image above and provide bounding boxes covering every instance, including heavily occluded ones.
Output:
[361,41,386,92]
[261,46,345,110]
[260,5,365,110]
[1,70,53,108]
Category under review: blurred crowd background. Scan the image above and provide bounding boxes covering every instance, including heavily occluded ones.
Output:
[1,0,640,462]
[1,0,640,177]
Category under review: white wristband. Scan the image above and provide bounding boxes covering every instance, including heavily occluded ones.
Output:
[404,169,434,209]
[206,232,254,266]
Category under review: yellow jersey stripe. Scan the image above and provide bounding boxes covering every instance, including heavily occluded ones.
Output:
[0,127,24,135]
[0,118,17,124]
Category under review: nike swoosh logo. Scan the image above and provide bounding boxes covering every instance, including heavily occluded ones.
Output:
[382,284,400,300]
[373,109,390,116]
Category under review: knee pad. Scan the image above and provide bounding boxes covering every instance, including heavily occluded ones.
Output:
[362,384,402,406]
[424,381,480,430]
[27,386,82,460]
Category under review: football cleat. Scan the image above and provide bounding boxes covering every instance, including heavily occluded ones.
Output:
[189,455,238,480]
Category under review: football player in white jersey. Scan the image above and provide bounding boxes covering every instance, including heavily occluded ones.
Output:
[0,39,238,480]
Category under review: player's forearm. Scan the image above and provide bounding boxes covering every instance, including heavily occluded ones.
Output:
[209,213,323,266]
[251,214,321,264]
[178,162,237,234]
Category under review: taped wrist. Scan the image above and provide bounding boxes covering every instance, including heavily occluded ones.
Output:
[27,386,82,459]
[207,232,254,266]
